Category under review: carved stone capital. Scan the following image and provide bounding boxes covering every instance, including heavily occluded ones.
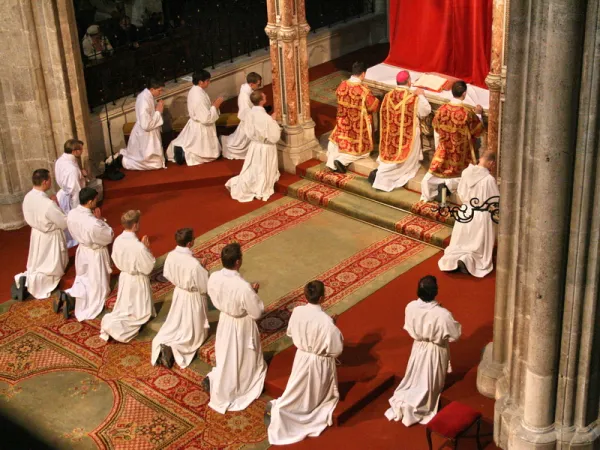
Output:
[278,26,297,42]
[485,72,503,92]
[264,24,279,41]
[298,23,311,37]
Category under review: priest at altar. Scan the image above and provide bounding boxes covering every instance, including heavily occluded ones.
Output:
[421,81,484,202]
[369,70,431,191]
[326,62,380,173]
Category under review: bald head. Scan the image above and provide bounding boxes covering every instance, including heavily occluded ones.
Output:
[479,151,497,170]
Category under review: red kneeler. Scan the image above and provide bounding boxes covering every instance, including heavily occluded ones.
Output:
[426,401,483,450]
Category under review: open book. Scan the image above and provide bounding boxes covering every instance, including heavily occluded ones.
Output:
[414,74,447,92]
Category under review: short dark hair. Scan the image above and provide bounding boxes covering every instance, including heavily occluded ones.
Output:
[79,187,98,205]
[64,139,84,154]
[451,81,468,98]
[250,90,264,106]
[148,78,165,90]
[32,169,50,186]
[175,227,194,247]
[304,280,325,304]
[417,275,438,302]
[221,242,242,269]
[193,70,211,85]
[246,72,262,85]
[351,61,366,76]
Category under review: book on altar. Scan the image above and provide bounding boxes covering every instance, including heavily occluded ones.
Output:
[414,74,447,92]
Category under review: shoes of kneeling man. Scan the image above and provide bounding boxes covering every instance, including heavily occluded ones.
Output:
[159,344,175,369]
[264,401,272,427]
[173,146,186,166]
[201,375,210,393]
[10,276,29,302]
[368,169,378,185]
[457,260,470,275]
[57,291,75,319]
[334,160,347,174]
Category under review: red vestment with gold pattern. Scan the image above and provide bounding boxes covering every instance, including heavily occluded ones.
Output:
[429,104,483,178]
[329,80,379,156]
[379,88,419,164]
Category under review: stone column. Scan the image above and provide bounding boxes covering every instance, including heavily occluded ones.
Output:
[0,0,91,230]
[477,0,600,449]
[265,0,320,173]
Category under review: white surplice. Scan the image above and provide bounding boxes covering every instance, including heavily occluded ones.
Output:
[120,88,165,170]
[151,246,210,369]
[438,164,499,277]
[385,299,462,426]
[373,93,432,192]
[14,189,68,299]
[55,153,86,248]
[225,106,281,202]
[268,304,344,445]
[65,206,114,321]
[206,268,267,414]
[100,231,156,342]
[221,83,253,160]
[166,85,221,166]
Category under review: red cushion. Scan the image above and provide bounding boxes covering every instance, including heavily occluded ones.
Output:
[426,401,482,438]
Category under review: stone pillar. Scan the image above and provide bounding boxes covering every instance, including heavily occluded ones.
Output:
[0,0,91,230]
[477,0,600,448]
[265,0,320,173]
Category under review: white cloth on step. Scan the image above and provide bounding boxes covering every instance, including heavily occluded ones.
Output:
[120,88,165,170]
[100,231,156,342]
[166,85,221,166]
[438,164,499,277]
[221,83,253,160]
[385,299,461,426]
[151,246,210,368]
[65,206,114,321]
[14,189,68,299]
[268,303,344,445]
[326,141,369,170]
[420,172,461,202]
[206,268,267,414]
[55,153,86,248]
[225,106,281,202]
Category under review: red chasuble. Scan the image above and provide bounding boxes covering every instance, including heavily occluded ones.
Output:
[329,80,380,156]
[429,103,483,178]
[378,88,419,164]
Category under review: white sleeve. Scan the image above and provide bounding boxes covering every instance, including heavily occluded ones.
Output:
[45,203,68,230]
[265,117,282,144]
[139,102,163,131]
[192,97,219,125]
[138,246,156,276]
[417,95,432,118]
[195,265,210,295]
[243,287,265,320]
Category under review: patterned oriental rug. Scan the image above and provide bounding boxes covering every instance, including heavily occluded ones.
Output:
[0,197,437,449]
[309,70,350,107]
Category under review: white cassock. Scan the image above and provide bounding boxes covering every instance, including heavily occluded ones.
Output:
[385,299,461,426]
[14,189,68,299]
[206,268,267,414]
[166,85,221,166]
[100,231,156,342]
[65,206,114,321]
[120,88,165,170]
[438,164,499,277]
[151,246,210,368]
[373,94,432,191]
[268,304,344,445]
[220,83,253,160]
[225,106,281,202]
[55,153,86,248]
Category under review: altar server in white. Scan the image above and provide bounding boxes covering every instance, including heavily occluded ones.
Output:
[120,79,166,170]
[55,139,88,248]
[226,90,281,203]
[203,243,267,414]
[100,210,156,343]
[385,276,461,426]
[220,72,263,160]
[151,228,210,369]
[12,169,68,301]
[57,188,113,321]
[438,151,499,277]
[166,70,224,166]
[267,280,343,445]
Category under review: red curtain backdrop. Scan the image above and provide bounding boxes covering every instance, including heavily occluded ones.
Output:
[384,0,493,89]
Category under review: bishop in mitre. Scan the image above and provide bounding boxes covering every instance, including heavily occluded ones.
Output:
[439,151,499,277]
[385,276,461,426]
[203,243,267,414]
[119,78,166,170]
[166,70,223,166]
[151,228,210,369]
[267,280,344,445]
[12,169,68,301]
[369,71,432,191]
[100,210,156,343]
[421,81,484,202]
[220,72,263,160]
[225,90,281,202]
[327,61,379,173]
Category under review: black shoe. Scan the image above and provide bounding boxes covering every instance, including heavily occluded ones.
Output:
[52,294,64,314]
[113,154,124,169]
[61,291,75,319]
[201,376,211,393]
[458,260,470,274]
[11,276,28,301]
[264,402,272,427]
[368,169,378,185]
[160,344,174,369]
[174,146,186,165]
[334,160,347,174]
